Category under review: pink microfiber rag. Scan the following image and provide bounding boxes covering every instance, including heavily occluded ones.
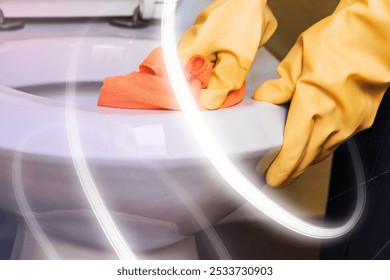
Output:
[97,47,246,110]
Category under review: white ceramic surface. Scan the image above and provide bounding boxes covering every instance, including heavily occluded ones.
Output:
[0,21,285,257]
[0,0,164,19]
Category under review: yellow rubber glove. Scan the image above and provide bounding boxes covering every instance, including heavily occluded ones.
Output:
[178,0,277,109]
[253,0,390,187]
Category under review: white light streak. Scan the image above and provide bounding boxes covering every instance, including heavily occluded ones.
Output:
[65,37,137,260]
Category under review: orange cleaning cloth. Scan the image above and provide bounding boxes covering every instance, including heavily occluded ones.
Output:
[97,47,246,110]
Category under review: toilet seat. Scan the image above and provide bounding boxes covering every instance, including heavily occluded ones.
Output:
[0,36,285,160]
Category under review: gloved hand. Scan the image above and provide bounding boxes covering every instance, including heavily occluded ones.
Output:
[254,0,389,187]
[178,0,277,109]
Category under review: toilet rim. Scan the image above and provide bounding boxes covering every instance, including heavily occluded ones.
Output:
[0,36,286,160]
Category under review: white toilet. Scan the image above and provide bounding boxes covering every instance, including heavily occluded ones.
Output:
[0,0,286,259]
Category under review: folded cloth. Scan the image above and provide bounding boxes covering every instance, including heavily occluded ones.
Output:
[97,47,246,110]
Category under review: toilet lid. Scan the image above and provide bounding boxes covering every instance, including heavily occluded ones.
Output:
[1,0,165,19]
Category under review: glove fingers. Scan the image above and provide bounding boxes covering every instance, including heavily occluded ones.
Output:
[285,126,340,185]
[265,76,347,187]
[200,54,248,109]
[265,97,314,187]
[253,38,305,104]
[252,77,294,105]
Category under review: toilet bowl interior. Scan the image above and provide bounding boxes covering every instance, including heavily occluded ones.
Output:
[0,35,281,109]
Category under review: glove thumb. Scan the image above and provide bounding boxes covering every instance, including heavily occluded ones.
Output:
[253,39,304,104]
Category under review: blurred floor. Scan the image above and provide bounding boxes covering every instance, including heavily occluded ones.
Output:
[196,221,321,260]
[0,213,18,259]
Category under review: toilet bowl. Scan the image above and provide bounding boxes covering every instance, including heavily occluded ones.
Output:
[0,1,286,259]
